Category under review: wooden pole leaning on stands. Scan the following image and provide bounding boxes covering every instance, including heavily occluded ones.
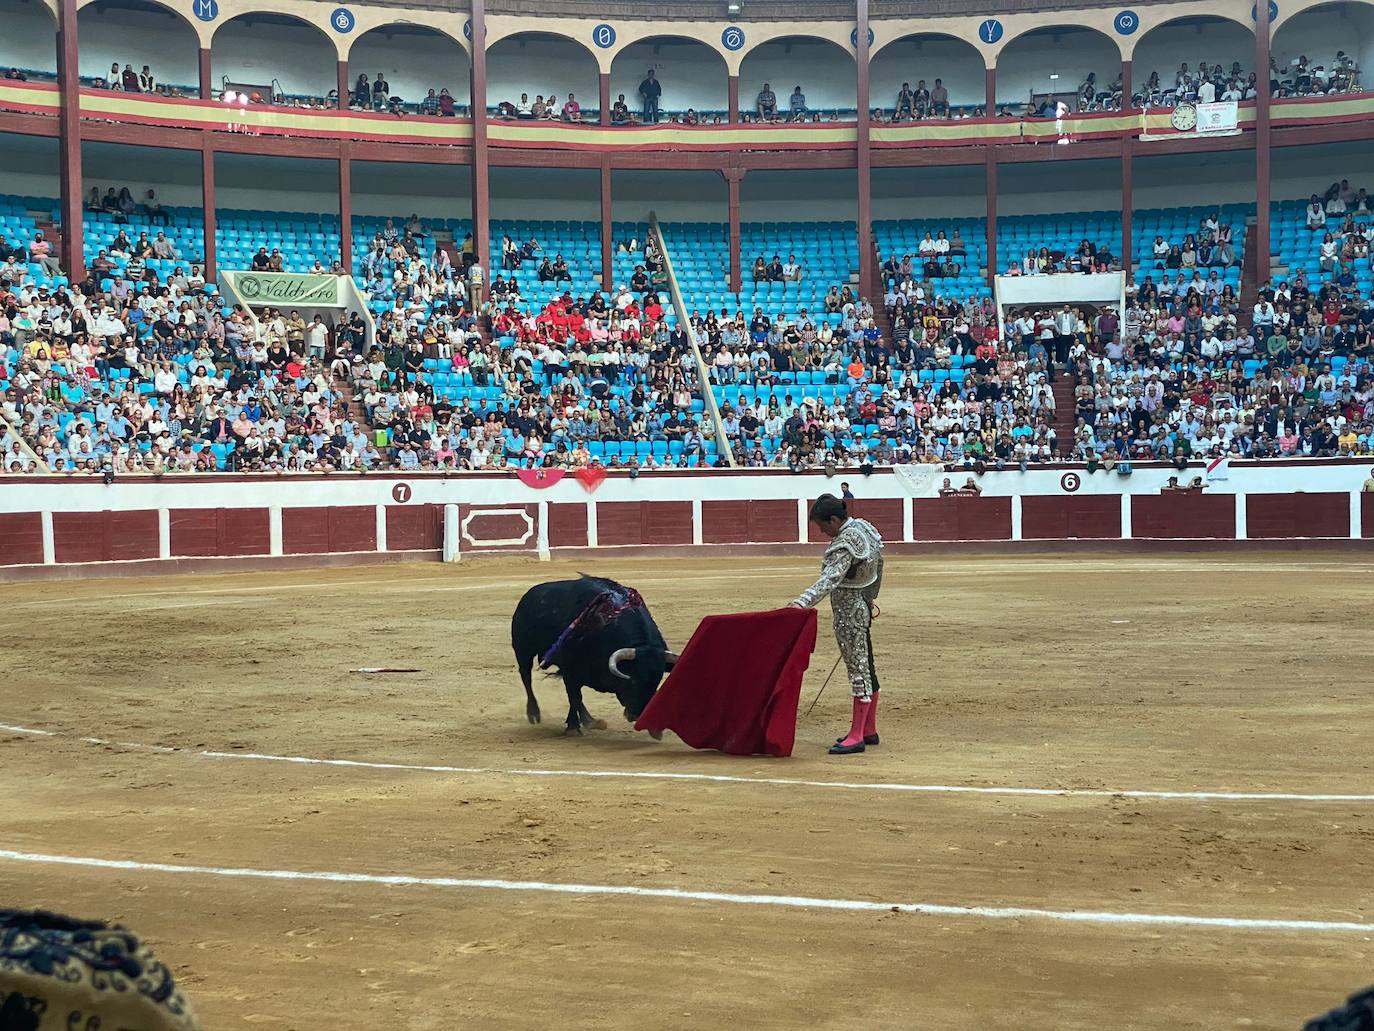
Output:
[648,211,736,467]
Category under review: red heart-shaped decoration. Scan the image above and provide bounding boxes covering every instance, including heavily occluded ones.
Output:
[575,465,608,492]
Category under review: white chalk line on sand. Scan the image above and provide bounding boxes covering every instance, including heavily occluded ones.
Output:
[5,722,1372,804]
[12,558,1374,608]
[6,566,811,607]
[0,847,1368,935]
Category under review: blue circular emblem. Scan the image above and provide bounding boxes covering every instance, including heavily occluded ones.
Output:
[1114,10,1139,35]
[721,26,745,52]
[849,27,875,48]
[191,0,218,23]
[1251,0,1278,20]
[463,19,472,40]
[330,7,355,33]
[977,18,1004,44]
[592,23,616,49]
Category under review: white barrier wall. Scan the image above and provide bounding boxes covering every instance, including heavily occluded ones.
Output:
[1,461,1371,573]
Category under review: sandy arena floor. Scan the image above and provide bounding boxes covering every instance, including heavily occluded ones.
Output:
[4,553,1374,1029]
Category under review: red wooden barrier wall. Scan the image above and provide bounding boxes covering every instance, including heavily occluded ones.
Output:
[1022,495,1122,540]
[282,506,377,554]
[1130,493,1236,538]
[911,497,1012,541]
[169,508,270,557]
[52,510,159,563]
[547,502,589,548]
[597,501,694,546]
[1247,492,1349,538]
[3,488,1370,570]
[705,499,796,544]
[386,504,442,550]
[0,512,43,565]
[807,498,906,543]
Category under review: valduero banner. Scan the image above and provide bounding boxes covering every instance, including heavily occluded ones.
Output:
[226,271,340,306]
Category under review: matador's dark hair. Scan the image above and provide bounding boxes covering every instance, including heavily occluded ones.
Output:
[809,494,848,523]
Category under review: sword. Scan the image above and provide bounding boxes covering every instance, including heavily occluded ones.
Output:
[803,655,844,718]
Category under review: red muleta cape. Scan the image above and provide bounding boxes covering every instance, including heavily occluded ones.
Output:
[634,607,817,757]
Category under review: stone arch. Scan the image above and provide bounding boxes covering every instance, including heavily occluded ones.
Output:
[346,23,470,112]
[738,35,856,118]
[211,12,338,103]
[1271,0,1374,97]
[77,0,201,92]
[487,30,599,118]
[610,35,729,120]
[994,24,1121,112]
[1129,14,1256,103]
[871,31,986,116]
[0,0,58,78]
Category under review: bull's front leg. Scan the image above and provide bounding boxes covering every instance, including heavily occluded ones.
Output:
[577,701,607,731]
[561,677,585,736]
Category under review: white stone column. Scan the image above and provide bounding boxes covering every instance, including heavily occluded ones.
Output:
[268,506,283,556]
[158,508,171,559]
[442,504,460,562]
[40,510,54,564]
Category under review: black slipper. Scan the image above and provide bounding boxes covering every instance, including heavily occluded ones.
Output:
[828,740,866,755]
[835,734,880,746]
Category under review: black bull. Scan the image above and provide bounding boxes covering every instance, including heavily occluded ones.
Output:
[511,576,678,736]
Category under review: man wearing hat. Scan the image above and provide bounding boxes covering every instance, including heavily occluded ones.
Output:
[0,908,202,1029]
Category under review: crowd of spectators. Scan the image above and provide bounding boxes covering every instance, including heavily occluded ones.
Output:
[1007,241,1119,275]
[0,235,391,472]
[1063,282,1374,463]
[349,72,461,117]
[1271,52,1363,98]
[704,287,1060,469]
[1302,180,1374,287]
[1142,211,1240,276]
[335,226,723,471]
[881,232,969,282]
[750,83,841,123]
[7,178,1374,474]
[495,91,587,122]
[101,62,156,93]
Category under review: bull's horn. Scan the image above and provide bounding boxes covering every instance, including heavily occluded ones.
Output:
[664,650,680,667]
[608,647,636,679]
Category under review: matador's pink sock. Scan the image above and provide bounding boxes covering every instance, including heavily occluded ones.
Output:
[837,697,868,748]
[863,691,879,738]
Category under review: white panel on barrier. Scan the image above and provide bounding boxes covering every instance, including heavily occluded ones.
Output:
[995,273,1125,308]
[461,509,535,548]
[442,504,461,563]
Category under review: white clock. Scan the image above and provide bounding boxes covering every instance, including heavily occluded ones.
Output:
[1171,102,1198,131]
